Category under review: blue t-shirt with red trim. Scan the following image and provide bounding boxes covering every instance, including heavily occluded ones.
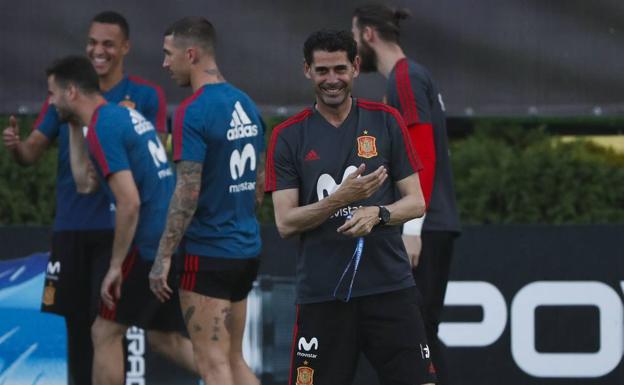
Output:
[173,83,264,259]
[86,103,174,261]
[34,75,167,231]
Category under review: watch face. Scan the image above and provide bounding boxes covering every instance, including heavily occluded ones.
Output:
[379,206,390,223]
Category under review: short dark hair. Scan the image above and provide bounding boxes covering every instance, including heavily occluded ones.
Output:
[92,11,130,39]
[353,3,410,43]
[164,17,216,53]
[46,56,100,94]
[303,30,357,65]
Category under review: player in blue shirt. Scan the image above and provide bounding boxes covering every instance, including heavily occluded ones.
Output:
[45,55,196,385]
[149,17,264,385]
[1,11,168,385]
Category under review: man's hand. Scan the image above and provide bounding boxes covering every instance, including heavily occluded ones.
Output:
[402,234,422,268]
[3,116,20,150]
[100,266,123,310]
[337,206,380,237]
[333,164,388,204]
[149,255,173,302]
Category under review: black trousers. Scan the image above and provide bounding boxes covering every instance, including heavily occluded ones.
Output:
[412,231,457,385]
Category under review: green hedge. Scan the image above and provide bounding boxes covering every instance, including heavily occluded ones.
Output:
[0,115,58,225]
[451,123,624,224]
[1,115,622,226]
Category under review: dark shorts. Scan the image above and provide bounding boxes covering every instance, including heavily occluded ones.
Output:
[99,249,185,333]
[175,253,259,302]
[289,286,437,385]
[41,230,113,318]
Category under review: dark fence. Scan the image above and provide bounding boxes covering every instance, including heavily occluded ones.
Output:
[3,0,624,116]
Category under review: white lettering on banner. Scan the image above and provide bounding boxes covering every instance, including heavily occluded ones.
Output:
[126,327,145,385]
[316,165,358,201]
[46,261,61,276]
[438,281,507,347]
[230,143,256,180]
[439,280,624,379]
[511,281,623,378]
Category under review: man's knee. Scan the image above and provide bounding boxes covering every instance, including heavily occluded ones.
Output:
[91,317,125,346]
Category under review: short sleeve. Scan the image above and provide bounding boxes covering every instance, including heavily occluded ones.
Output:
[172,104,206,163]
[86,116,130,178]
[388,110,423,181]
[266,129,299,192]
[144,85,167,134]
[33,97,61,140]
[387,60,432,126]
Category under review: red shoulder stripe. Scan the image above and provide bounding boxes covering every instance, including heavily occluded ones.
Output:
[172,88,205,161]
[265,108,313,191]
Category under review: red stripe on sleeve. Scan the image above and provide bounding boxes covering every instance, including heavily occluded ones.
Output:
[173,88,204,161]
[395,58,419,126]
[85,106,111,177]
[128,75,168,133]
[357,100,423,173]
[265,108,312,192]
[33,97,50,132]
[406,123,435,208]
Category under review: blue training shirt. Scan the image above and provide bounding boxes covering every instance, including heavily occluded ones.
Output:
[173,83,264,259]
[86,104,174,261]
[34,74,167,231]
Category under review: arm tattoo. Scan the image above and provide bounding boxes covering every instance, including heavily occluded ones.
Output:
[154,161,202,263]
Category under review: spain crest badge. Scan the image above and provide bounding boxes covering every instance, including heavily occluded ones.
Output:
[357,131,377,158]
[119,96,136,109]
[296,366,314,385]
[43,282,56,306]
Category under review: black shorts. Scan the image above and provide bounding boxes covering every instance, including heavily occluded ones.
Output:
[289,286,437,385]
[99,249,185,332]
[41,230,113,318]
[176,253,259,302]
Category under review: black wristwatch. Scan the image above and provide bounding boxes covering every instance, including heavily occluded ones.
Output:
[377,206,390,226]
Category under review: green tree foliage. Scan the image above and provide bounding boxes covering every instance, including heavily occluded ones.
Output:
[0,115,57,225]
[1,115,622,225]
[451,123,624,224]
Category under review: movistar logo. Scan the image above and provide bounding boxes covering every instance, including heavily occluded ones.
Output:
[227,101,258,141]
[230,143,256,180]
[298,337,319,352]
[316,165,358,201]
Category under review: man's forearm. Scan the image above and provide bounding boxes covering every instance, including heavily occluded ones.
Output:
[154,161,201,262]
[69,125,98,193]
[385,193,425,226]
[110,201,139,269]
[276,194,347,238]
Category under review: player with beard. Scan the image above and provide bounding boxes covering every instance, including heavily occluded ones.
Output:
[149,17,264,385]
[266,29,436,385]
[48,55,197,385]
[353,4,461,384]
[2,11,167,385]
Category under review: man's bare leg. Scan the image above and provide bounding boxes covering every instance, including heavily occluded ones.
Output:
[229,299,260,385]
[91,316,128,385]
[147,330,197,374]
[179,289,234,385]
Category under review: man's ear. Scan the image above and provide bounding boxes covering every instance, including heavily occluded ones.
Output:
[303,60,312,79]
[363,25,375,43]
[187,47,199,64]
[353,56,361,78]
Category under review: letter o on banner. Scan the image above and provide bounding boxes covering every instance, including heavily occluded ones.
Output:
[511,281,623,378]
[439,281,507,347]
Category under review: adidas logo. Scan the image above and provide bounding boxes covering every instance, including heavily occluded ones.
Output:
[304,150,320,161]
[227,101,258,141]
